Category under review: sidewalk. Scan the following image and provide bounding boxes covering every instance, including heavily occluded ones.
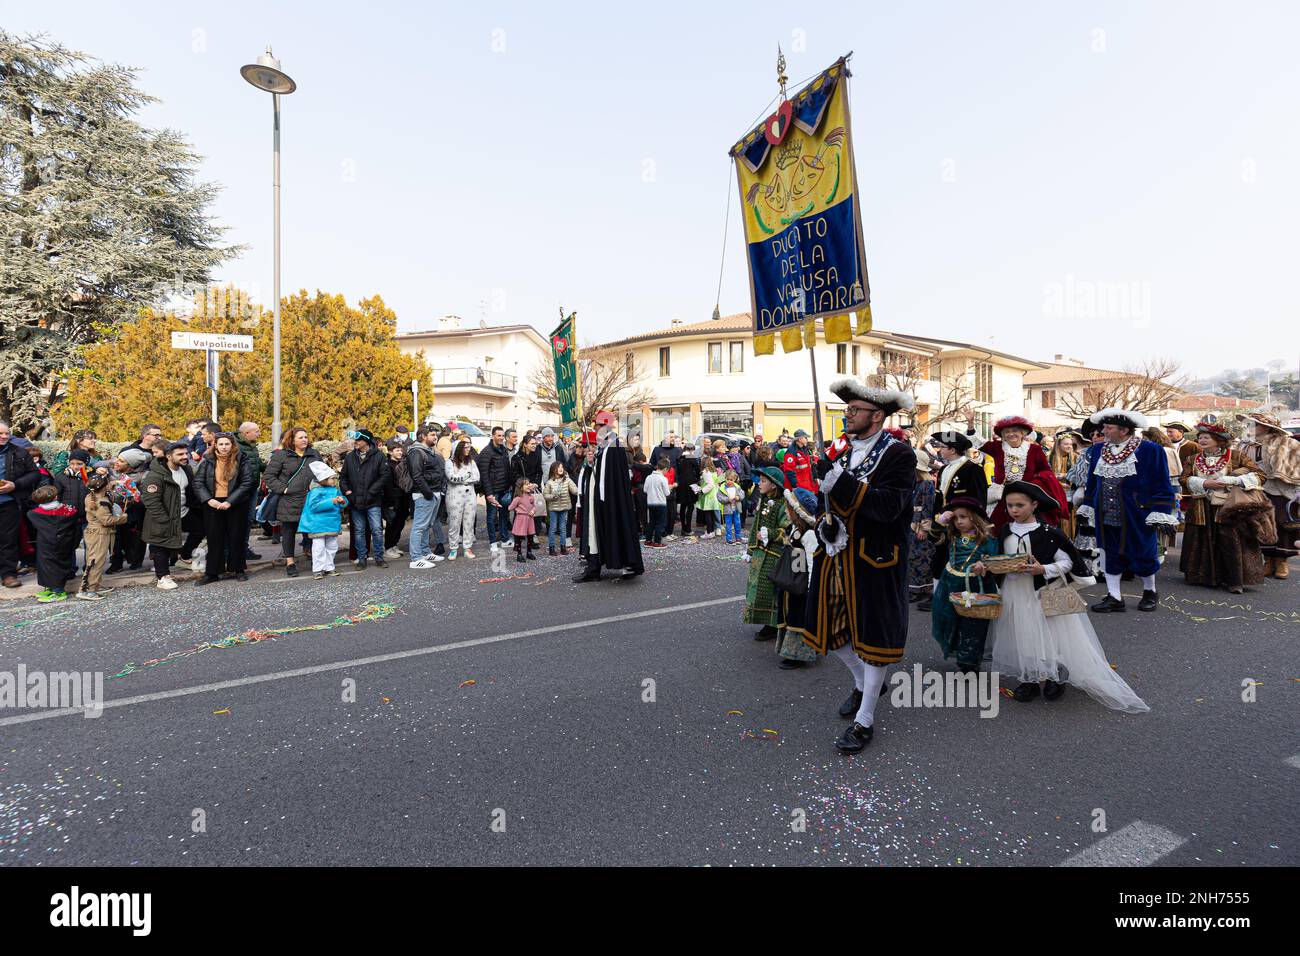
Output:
[0,552,284,602]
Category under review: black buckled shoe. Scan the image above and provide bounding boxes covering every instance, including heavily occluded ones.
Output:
[1042,679,1066,701]
[777,658,806,670]
[572,571,601,583]
[835,722,873,754]
[1013,681,1040,702]
[1091,595,1126,613]
[1138,590,1159,612]
[838,688,864,718]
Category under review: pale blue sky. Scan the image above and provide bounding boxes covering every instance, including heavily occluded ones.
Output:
[5,0,1297,377]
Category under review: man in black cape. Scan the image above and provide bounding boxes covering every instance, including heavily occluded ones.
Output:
[574,411,644,583]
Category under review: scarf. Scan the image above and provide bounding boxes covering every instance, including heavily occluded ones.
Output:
[214,447,237,498]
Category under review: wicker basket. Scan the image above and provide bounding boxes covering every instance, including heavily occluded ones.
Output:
[982,552,1028,574]
[948,570,1002,620]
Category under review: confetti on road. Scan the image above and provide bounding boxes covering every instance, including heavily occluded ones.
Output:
[109,602,401,679]
[10,611,74,630]
[212,708,230,716]
[458,679,476,689]
[726,710,745,716]
[477,574,534,583]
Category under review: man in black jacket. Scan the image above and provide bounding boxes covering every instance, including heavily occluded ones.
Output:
[406,426,449,564]
[0,422,40,588]
[340,429,392,568]
[478,426,514,554]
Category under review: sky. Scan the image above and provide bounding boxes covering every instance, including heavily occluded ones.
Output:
[4,0,1298,379]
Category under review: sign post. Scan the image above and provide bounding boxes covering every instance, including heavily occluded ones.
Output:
[170,332,255,428]
[412,379,419,434]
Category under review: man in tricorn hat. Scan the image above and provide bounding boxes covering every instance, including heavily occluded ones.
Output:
[1078,408,1178,612]
[800,379,917,755]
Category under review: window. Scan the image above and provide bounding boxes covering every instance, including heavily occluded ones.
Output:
[852,345,861,375]
[708,342,723,374]
[881,349,908,373]
[836,344,847,374]
[975,412,993,437]
[658,346,670,378]
[729,341,744,373]
[1083,387,1104,407]
[974,362,994,404]
[1041,389,1056,409]
[625,351,634,383]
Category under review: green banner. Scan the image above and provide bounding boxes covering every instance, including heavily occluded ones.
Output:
[549,311,580,424]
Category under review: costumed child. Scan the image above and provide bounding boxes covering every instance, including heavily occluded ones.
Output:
[696,457,722,537]
[78,469,128,601]
[908,449,937,610]
[720,469,743,543]
[26,484,80,603]
[986,481,1148,712]
[773,486,821,669]
[929,496,1000,673]
[509,476,538,562]
[744,466,789,640]
[299,461,346,579]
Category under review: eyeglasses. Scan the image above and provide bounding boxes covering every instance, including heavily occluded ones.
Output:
[845,405,879,416]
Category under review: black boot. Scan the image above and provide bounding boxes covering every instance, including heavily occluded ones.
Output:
[777,658,807,670]
[835,722,873,754]
[753,625,779,641]
[1042,679,1066,701]
[838,688,864,718]
[1012,681,1040,702]
[1138,589,1159,611]
[1091,594,1126,613]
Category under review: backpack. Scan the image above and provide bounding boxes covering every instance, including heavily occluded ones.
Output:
[393,455,413,494]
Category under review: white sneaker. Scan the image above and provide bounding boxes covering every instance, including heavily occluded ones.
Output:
[174,558,193,570]
[156,576,178,590]
[384,547,403,559]
[409,559,436,569]
[664,534,677,542]
[76,590,103,601]
[464,549,475,559]
[490,542,500,554]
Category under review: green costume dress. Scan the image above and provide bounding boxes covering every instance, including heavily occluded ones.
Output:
[743,492,788,626]
[930,532,1000,670]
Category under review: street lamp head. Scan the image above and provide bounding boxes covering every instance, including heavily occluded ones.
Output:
[241,48,296,95]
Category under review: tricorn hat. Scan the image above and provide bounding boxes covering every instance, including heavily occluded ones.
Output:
[1089,407,1149,431]
[1001,480,1060,511]
[929,430,972,453]
[828,378,915,416]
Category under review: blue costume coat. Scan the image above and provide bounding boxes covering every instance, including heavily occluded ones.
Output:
[1080,439,1177,577]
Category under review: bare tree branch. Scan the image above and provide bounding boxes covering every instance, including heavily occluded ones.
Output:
[1056,357,1188,418]
[529,343,656,424]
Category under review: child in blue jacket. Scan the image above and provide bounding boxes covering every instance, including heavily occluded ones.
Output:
[299,461,347,578]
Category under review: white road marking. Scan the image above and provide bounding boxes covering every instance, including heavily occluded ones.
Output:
[0,596,742,728]
[1284,755,1300,770]
[1059,821,1187,867]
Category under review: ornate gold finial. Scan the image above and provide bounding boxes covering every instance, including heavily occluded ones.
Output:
[776,45,788,99]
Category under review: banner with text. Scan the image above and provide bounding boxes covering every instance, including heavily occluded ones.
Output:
[730,58,870,354]
[550,312,580,424]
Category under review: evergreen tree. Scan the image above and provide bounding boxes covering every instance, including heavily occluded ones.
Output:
[0,31,237,434]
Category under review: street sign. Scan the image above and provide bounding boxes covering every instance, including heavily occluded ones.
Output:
[170,331,254,352]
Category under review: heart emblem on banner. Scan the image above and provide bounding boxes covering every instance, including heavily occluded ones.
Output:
[764,100,793,146]
[552,335,569,354]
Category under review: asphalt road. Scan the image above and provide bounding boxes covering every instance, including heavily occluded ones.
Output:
[0,528,1296,866]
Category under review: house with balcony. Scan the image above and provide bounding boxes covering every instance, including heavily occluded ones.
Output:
[588,313,1044,444]
[395,315,549,433]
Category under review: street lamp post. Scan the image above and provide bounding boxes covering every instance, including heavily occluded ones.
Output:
[240,48,297,443]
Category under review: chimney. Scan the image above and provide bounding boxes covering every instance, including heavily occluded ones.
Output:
[438,314,462,332]
[670,318,683,327]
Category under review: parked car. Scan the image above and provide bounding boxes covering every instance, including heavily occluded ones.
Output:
[425,419,491,454]
[692,432,753,453]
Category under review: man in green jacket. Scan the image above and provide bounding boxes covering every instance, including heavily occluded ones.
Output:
[237,422,265,560]
[140,441,192,590]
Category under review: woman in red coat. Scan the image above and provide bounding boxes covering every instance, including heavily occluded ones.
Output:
[966,414,1068,526]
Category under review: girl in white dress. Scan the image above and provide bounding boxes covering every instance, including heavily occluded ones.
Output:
[982,481,1149,713]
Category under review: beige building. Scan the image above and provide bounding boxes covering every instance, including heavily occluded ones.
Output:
[395,316,550,433]
[589,313,1045,444]
[1024,356,1191,431]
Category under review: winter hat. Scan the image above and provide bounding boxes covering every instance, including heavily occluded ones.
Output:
[993,415,1034,436]
[754,465,786,488]
[914,448,933,474]
[309,461,335,483]
[793,429,810,439]
[353,429,376,447]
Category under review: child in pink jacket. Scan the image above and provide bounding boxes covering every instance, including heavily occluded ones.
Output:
[508,477,537,563]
